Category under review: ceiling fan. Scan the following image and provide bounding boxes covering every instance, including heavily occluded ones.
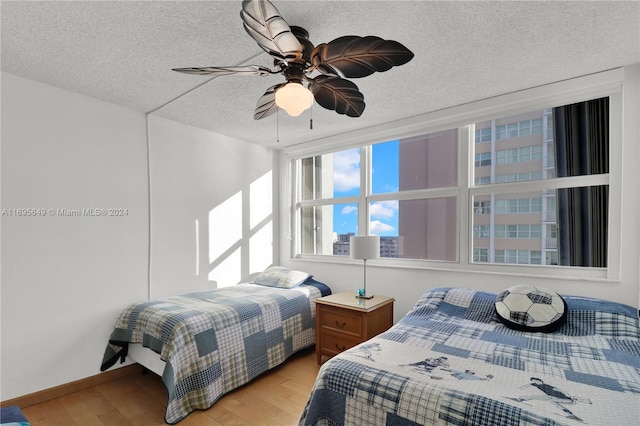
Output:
[173,0,414,119]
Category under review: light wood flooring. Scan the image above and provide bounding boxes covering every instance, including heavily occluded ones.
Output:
[20,347,321,426]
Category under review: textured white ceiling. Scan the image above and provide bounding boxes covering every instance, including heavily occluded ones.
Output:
[2,1,639,149]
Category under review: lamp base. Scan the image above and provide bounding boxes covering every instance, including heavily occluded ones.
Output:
[355,294,374,300]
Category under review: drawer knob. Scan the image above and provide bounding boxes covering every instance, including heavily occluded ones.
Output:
[335,320,346,328]
[335,343,346,351]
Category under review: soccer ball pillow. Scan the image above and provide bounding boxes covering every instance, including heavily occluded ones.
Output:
[495,285,567,332]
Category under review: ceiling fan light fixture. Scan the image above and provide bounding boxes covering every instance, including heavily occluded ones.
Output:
[173,0,414,120]
[275,82,313,116]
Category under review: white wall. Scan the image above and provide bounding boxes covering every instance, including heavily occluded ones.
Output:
[0,75,280,402]
[280,65,640,321]
[147,115,277,298]
[1,73,149,400]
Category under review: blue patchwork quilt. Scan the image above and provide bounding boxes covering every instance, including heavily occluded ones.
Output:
[300,287,640,426]
[101,279,330,424]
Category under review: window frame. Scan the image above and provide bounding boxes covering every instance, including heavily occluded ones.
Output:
[284,68,624,281]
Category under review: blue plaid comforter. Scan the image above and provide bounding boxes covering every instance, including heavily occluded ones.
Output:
[300,288,640,426]
[101,280,330,424]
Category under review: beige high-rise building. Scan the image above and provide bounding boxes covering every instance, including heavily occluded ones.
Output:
[396,110,557,265]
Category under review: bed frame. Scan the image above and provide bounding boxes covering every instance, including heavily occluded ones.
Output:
[128,343,166,376]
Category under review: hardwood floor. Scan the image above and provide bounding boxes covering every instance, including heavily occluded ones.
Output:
[20,348,321,426]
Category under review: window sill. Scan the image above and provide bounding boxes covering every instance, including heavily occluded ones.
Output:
[291,254,616,283]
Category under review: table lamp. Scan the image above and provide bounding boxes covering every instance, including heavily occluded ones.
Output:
[350,235,380,299]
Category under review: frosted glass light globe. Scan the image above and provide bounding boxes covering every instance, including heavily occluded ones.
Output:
[275,83,313,117]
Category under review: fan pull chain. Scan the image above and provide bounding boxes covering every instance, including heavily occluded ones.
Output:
[310,103,313,130]
[276,107,280,143]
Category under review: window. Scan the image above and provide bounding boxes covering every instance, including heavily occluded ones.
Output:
[475,127,491,143]
[496,146,543,165]
[474,248,488,262]
[474,200,491,214]
[495,250,542,265]
[474,225,490,238]
[298,149,361,255]
[296,130,458,261]
[495,198,542,214]
[472,98,610,267]
[494,172,543,183]
[289,70,621,280]
[475,152,492,167]
[494,119,544,141]
[494,224,541,239]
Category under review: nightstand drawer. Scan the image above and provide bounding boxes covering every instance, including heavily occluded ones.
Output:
[319,307,362,337]
[315,292,394,364]
[319,332,360,357]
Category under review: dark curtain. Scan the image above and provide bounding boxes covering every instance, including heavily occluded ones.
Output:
[554,97,609,267]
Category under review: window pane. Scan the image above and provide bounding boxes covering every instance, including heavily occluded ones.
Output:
[475,127,491,143]
[394,197,457,261]
[474,200,490,214]
[475,110,554,186]
[531,198,543,212]
[369,200,399,238]
[532,145,543,161]
[373,129,457,193]
[300,157,318,200]
[532,119,543,134]
[371,140,399,194]
[474,248,488,262]
[472,184,607,266]
[531,251,542,265]
[301,203,358,255]
[531,225,542,239]
[300,148,361,200]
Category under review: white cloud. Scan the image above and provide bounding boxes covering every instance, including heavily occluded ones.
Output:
[341,205,358,215]
[370,200,398,219]
[370,220,396,233]
[333,149,360,192]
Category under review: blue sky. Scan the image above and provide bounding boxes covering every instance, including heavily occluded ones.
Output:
[333,141,399,236]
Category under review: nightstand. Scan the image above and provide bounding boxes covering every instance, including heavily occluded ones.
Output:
[315,292,394,364]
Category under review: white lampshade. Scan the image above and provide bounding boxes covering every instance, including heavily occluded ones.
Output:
[350,236,380,260]
[275,82,313,116]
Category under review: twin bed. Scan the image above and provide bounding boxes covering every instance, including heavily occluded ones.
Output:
[102,276,640,425]
[300,287,640,426]
[100,267,330,424]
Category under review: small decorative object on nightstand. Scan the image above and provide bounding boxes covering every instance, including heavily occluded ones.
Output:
[350,235,380,299]
[315,292,394,364]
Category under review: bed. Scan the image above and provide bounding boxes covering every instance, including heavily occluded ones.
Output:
[100,267,330,424]
[300,287,640,426]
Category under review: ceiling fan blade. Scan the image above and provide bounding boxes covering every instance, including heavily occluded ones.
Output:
[308,75,365,117]
[240,0,303,62]
[172,65,276,76]
[311,36,414,78]
[254,83,285,120]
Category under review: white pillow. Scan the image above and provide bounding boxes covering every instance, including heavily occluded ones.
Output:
[250,266,311,289]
